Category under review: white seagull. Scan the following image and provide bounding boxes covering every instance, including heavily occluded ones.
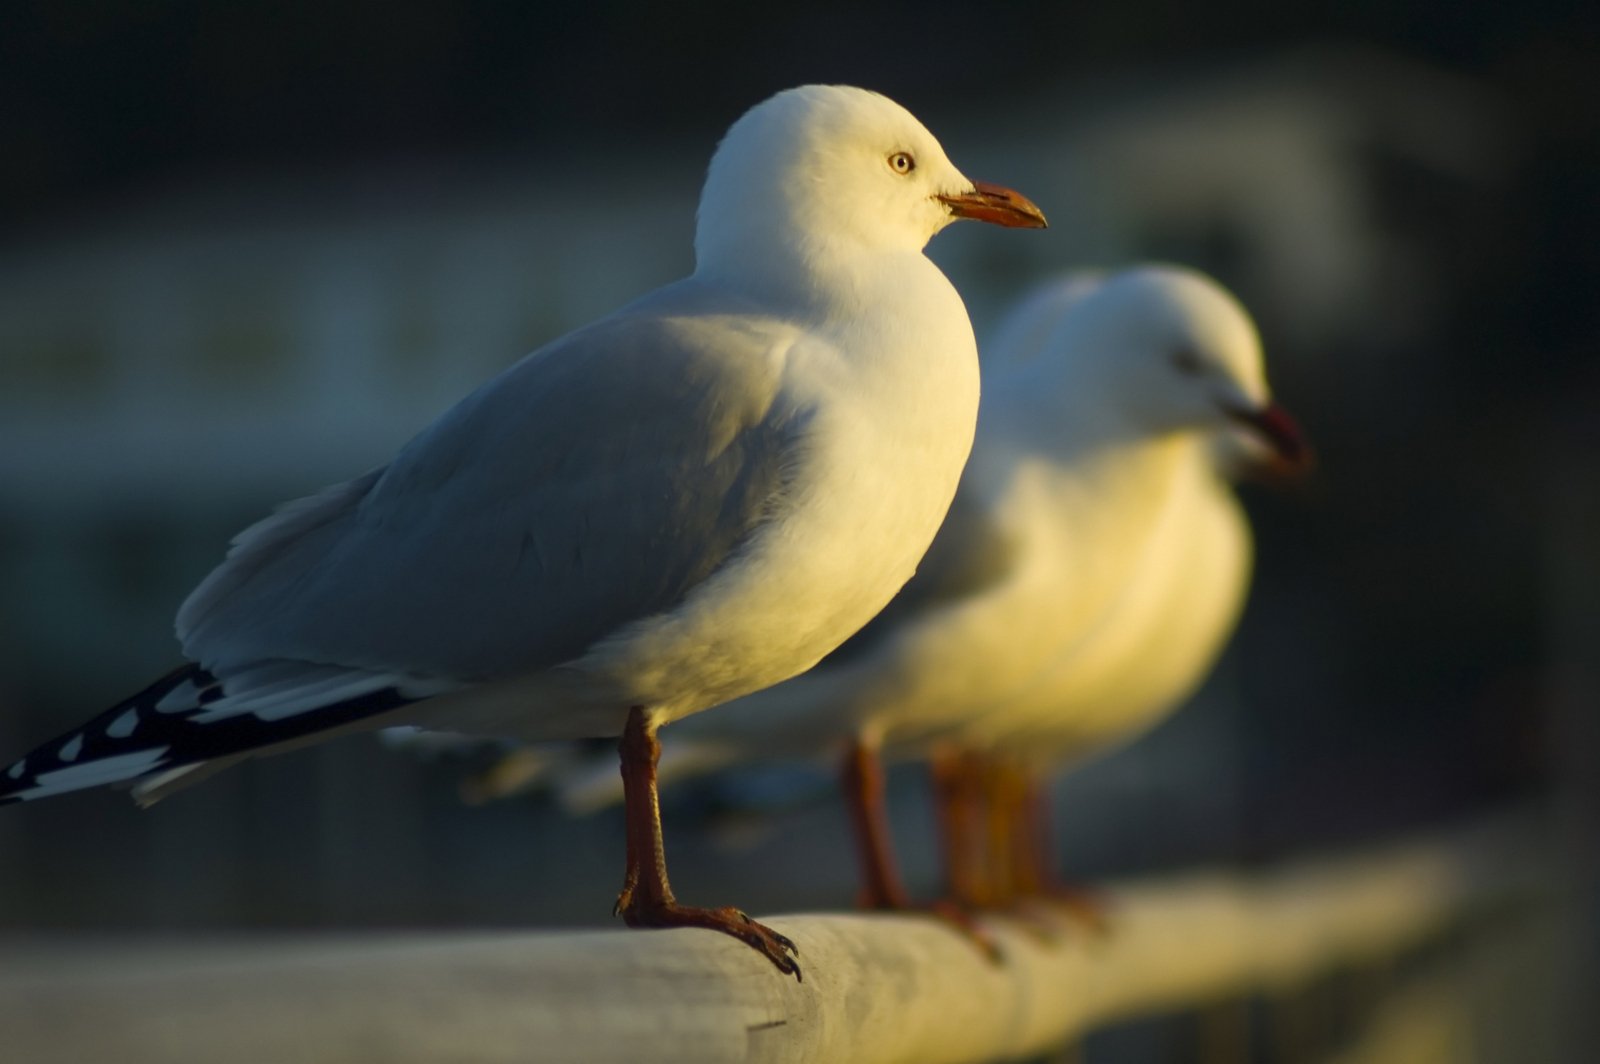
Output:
[961,431,1262,905]
[0,84,1047,977]
[572,266,1307,919]
[952,273,1303,903]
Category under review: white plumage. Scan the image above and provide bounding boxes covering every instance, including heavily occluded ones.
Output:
[2,82,1053,976]
[1,84,1045,812]
[553,267,1302,826]
[958,399,1255,767]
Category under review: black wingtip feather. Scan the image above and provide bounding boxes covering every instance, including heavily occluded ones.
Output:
[0,665,209,803]
[1,664,416,804]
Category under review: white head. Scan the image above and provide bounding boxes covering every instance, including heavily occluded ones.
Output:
[694,85,1045,284]
[1017,265,1309,465]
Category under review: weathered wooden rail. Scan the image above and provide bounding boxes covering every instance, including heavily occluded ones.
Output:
[0,815,1544,1064]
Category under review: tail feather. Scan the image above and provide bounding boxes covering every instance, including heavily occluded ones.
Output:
[1,664,418,805]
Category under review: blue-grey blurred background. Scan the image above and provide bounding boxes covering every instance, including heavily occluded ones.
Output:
[0,2,1595,1059]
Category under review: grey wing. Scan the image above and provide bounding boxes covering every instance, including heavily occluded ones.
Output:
[178,307,803,682]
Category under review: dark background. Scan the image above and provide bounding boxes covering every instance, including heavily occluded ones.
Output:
[0,2,1595,1059]
[0,2,1594,216]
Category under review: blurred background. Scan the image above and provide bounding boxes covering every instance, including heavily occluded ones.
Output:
[0,2,1595,1061]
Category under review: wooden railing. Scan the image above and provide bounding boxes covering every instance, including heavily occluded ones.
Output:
[0,814,1546,1064]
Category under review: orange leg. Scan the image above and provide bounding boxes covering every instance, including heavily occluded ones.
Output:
[953,754,1063,942]
[987,757,1035,907]
[1020,771,1054,893]
[927,747,1013,959]
[614,707,802,981]
[843,738,1000,959]
[928,745,991,909]
[841,736,914,910]
[993,761,1042,901]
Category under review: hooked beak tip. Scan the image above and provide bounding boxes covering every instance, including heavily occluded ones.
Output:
[936,180,1048,229]
[1228,400,1314,474]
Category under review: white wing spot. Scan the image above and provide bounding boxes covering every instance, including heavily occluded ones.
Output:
[59,735,85,762]
[106,709,140,739]
[22,747,172,800]
[6,760,23,780]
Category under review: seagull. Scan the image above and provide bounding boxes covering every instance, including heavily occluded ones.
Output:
[944,270,1310,913]
[967,434,1259,910]
[564,266,1307,926]
[0,84,1047,978]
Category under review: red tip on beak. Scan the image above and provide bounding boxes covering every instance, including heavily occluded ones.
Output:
[1227,400,1314,475]
[936,181,1048,229]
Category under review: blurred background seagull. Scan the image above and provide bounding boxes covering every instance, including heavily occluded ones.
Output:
[922,269,1311,917]
[0,84,1046,978]
[537,266,1308,934]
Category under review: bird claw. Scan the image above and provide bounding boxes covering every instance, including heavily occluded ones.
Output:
[730,908,799,955]
[619,900,803,981]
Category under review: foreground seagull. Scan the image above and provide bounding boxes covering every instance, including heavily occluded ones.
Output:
[560,266,1306,925]
[0,84,1046,977]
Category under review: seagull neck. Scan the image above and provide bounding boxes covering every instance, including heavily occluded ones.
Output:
[694,240,926,318]
[985,352,1134,452]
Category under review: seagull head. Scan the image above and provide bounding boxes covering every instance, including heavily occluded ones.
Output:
[695,85,1045,283]
[1059,266,1312,470]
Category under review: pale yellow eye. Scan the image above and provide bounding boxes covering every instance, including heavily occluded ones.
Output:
[887,151,916,175]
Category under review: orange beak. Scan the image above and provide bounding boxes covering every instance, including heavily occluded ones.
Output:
[936,181,1048,229]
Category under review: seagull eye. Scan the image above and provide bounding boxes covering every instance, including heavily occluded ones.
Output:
[1172,347,1204,375]
[887,151,916,175]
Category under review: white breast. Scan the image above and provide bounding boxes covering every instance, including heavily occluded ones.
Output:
[575,254,982,726]
[971,445,1252,765]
